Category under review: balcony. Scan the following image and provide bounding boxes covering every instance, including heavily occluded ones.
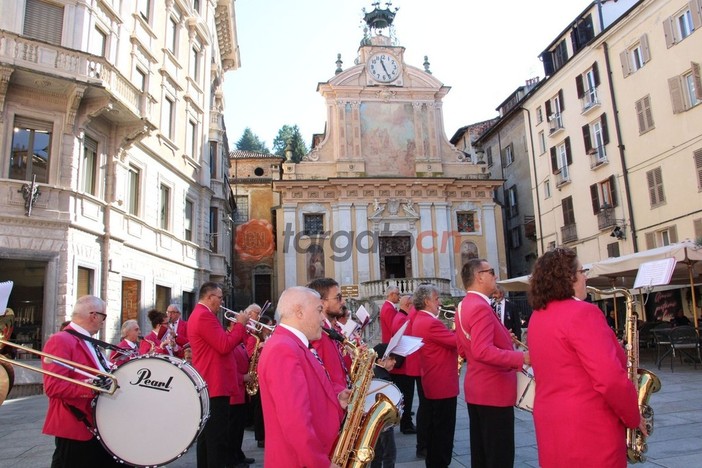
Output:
[555,166,570,187]
[0,30,153,128]
[580,88,601,114]
[589,146,608,168]
[548,113,564,136]
[597,206,617,230]
[561,223,578,243]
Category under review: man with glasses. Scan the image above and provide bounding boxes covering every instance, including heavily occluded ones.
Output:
[307,278,350,393]
[189,282,250,468]
[456,259,529,468]
[166,304,189,359]
[380,286,401,343]
[42,295,122,467]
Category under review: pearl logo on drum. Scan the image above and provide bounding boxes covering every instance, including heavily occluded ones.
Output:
[130,368,174,391]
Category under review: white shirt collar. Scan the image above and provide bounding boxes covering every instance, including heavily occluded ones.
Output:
[278,323,309,348]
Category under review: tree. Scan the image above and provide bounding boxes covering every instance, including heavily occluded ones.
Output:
[235,127,269,153]
[272,125,308,163]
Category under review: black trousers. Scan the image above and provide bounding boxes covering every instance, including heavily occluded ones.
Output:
[392,373,416,429]
[227,403,247,465]
[252,392,265,442]
[51,436,124,468]
[424,396,457,468]
[197,396,230,468]
[466,403,515,468]
[415,376,428,452]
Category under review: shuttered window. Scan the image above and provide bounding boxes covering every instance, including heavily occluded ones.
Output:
[82,136,98,195]
[646,167,665,207]
[24,0,64,45]
[694,148,702,190]
[635,95,654,134]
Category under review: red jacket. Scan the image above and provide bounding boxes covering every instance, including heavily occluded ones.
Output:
[172,319,188,358]
[529,298,640,467]
[310,329,349,394]
[456,293,524,407]
[42,326,103,441]
[138,330,169,356]
[229,343,249,405]
[403,307,421,377]
[188,303,246,397]
[389,310,409,376]
[259,326,344,468]
[379,300,398,343]
[109,339,138,367]
[412,310,459,399]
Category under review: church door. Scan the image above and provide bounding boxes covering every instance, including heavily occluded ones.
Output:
[379,236,412,279]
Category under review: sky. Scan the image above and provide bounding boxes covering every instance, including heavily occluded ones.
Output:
[223,0,592,150]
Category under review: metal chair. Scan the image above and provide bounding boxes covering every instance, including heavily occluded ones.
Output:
[651,322,673,369]
[668,326,701,372]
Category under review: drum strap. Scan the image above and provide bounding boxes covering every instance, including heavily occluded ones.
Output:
[64,402,97,435]
[64,329,122,353]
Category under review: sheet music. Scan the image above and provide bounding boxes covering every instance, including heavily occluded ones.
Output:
[338,318,360,339]
[633,258,677,289]
[0,281,13,315]
[354,305,370,325]
[391,336,424,357]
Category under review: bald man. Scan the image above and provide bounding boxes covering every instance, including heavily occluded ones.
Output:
[258,287,350,468]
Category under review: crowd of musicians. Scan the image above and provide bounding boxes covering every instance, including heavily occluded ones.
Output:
[39,246,645,468]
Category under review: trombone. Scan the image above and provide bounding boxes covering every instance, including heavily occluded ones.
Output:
[222,306,275,334]
[439,307,456,321]
[0,336,118,395]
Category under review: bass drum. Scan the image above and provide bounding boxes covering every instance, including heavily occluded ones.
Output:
[364,378,403,414]
[93,355,209,467]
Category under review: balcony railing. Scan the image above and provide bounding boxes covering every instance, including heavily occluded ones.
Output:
[555,166,570,187]
[0,30,150,120]
[589,146,608,168]
[360,277,451,299]
[581,88,600,113]
[548,113,564,135]
[561,223,578,243]
[597,206,617,230]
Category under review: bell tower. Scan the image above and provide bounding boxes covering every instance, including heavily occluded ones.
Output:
[358,2,405,86]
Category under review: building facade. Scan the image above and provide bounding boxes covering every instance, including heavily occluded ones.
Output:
[0,0,239,352]
[273,6,506,300]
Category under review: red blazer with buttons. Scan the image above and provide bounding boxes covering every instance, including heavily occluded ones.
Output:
[229,343,249,405]
[259,326,344,468]
[42,326,103,441]
[412,310,459,399]
[456,293,524,407]
[403,307,421,377]
[188,303,246,397]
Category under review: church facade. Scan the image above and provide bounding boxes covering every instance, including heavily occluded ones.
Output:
[272,6,506,299]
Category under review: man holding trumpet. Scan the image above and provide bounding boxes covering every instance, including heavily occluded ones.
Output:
[189,282,249,468]
[42,295,122,468]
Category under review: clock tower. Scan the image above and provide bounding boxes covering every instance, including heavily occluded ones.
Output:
[273,2,506,299]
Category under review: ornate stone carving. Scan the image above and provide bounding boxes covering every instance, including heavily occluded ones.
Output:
[0,66,13,123]
[65,85,86,133]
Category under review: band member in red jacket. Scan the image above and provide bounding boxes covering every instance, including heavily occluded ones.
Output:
[258,286,350,467]
[412,284,458,468]
[109,319,140,367]
[189,282,249,468]
[42,295,122,467]
[528,248,640,467]
[308,278,350,393]
[379,286,400,343]
[166,303,188,359]
[456,259,528,468]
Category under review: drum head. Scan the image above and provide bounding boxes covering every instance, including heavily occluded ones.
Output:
[94,356,206,466]
[363,378,402,413]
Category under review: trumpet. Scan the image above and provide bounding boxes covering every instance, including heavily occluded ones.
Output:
[439,307,456,321]
[0,336,118,395]
[222,306,275,334]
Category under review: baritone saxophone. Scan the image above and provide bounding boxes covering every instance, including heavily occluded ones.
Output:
[324,327,400,468]
[587,286,661,463]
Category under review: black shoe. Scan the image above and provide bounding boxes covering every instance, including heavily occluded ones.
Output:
[401,422,417,434]
[243,457,255,464]
[416,448,427,459]
[257,440,265,448]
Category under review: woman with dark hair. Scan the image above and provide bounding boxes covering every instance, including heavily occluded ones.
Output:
[139,309,171,355]
[527,247,640,467]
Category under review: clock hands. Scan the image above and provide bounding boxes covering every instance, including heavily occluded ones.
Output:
[380,58,390,77]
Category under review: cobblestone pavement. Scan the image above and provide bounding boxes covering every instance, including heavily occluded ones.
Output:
[1,350,701,467]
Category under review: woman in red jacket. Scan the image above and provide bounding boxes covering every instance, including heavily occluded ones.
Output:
[138,309,171,355]
[528,247,640,467]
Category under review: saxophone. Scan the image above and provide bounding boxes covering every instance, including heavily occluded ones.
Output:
[324,328,400,468]
[587,287,661,463]
[246,334,261,396]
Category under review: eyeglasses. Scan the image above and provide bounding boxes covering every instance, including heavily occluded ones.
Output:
[325,293,343,301]
[167,310,179,314]
[478,268,496,276]
[91,311,107,320]
[577,268,590,277]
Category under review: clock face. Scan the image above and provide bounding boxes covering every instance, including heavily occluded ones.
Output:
[368,53,401,83]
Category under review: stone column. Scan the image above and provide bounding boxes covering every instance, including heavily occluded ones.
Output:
[434,202,455,285]
[331,202,353,286]
[418,202,435,277]
[355,204,371,284]
[282,205,298,288]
